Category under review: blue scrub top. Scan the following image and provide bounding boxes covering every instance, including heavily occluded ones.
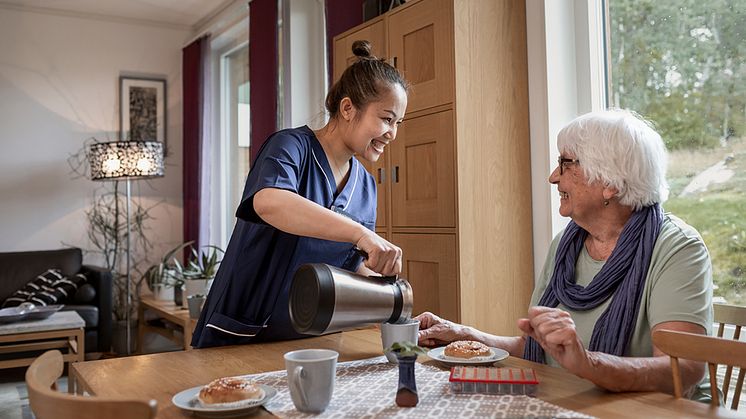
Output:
[191,126,377,348]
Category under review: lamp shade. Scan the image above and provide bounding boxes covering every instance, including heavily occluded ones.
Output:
[88,141,165,180]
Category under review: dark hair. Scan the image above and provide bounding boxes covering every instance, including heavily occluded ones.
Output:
[325,40,409,118]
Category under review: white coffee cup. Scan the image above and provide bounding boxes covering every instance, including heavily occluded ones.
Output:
[284,349,338,413]
[381,319,420,363]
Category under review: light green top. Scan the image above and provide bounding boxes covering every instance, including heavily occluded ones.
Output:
[530,213,713,366]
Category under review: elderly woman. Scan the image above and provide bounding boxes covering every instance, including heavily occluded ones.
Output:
[417,109,712,396]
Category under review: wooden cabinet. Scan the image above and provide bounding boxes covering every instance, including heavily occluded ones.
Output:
[390,110,456,228]
[387,0,454,113]
[333,0,533,336]
[332,19,386,84]
[393,233,458,321]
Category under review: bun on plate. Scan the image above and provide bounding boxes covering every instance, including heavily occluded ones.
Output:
[198,376,264,405]
[444,340,492,359]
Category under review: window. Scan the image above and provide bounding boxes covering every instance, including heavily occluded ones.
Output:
[221,44,251,239]
[607,1,746,305]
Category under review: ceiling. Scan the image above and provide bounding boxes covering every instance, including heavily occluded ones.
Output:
[0,0,235,29]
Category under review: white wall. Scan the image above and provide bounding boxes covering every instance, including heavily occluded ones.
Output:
[0,7,189,267]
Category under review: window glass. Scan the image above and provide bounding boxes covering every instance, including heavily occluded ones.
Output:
[608,1,746,305]
[221,45,250,239]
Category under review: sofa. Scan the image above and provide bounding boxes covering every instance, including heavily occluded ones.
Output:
[0,248,112,353]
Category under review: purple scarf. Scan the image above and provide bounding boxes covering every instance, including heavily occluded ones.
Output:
[523,203,663,363]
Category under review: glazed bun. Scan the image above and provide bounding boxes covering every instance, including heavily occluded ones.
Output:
[444,340,492,359]
[198,377,264,405]
[351,40,374,59]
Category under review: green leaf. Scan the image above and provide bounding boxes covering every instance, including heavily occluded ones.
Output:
[384,341,427,357]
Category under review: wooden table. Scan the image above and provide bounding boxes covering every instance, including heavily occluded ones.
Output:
[70,328,742,418]
[137,295,196,352]
[0,311,84,376]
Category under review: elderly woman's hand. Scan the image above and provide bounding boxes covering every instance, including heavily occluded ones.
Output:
[517,306,592,375]
[414,312,467,347]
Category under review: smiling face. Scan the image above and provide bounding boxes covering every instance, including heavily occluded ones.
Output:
[549,153,609,222]
[342,83,408,163]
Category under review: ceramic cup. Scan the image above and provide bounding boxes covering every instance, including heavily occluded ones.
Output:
[381,319,420,363]
[284,349,338,413]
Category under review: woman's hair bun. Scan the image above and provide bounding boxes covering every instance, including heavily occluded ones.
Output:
[351,40,374,59]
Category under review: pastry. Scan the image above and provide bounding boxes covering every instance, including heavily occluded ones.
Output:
[444,340,492,359]
[198,376,264,405]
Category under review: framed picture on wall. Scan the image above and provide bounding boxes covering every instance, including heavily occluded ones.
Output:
[120,76,167,152]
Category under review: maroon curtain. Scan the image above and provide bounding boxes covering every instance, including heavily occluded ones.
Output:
[325,0,365,86]
[182,36,207,258]
[249,0,279,163]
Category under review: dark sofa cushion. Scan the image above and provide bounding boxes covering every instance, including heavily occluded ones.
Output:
[2,269,87,308]
[0,248,82,301]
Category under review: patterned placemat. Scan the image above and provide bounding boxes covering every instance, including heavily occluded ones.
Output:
[247,356,595,418]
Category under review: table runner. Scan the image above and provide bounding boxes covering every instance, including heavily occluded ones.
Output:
[248,356,595,418]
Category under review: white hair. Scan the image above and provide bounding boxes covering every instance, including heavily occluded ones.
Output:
[557,109,669,210]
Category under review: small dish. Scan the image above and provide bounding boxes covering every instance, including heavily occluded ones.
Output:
[172,383,276,418]
[427,346,509,366]
[0,305,63,324]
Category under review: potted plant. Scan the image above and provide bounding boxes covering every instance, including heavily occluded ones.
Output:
[142,241,193,301]
[384,341,427,407]
[174,245,224,307]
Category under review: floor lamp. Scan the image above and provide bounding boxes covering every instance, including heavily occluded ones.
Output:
[88,141,164,355]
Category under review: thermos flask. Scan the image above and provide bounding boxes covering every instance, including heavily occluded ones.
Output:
[289,263,414,335]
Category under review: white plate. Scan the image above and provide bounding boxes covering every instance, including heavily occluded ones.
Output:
[172,383,276,418]
[427,346,509,366]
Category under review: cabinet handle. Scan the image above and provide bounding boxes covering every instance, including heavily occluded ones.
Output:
[377,168,385,183]
[393,166,399,183]
[393,56,398,68]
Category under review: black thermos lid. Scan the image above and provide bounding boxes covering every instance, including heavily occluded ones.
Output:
[289,263,336,335]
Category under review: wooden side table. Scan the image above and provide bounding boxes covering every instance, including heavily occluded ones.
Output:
[0,311,85,393]
[137,295,196,352]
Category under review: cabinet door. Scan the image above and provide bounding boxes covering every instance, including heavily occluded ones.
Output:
[393,233,458,322]
[333,20,386,83]
[360,156,387,229]
[390,110,455,227]
[388,0,454,112]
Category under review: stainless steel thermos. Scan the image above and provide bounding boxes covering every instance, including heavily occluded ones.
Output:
[289,263,414,335]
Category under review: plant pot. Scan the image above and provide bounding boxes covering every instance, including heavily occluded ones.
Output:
[395,355,418,407]
[183,278,213,303]
[174,285,183,306]
[151,284,174,301]
[187,295,206,319]
[112,319,138,355]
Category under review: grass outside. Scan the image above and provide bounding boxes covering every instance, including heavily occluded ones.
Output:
[665,137,746,306]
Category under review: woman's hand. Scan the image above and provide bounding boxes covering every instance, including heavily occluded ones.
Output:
[355,231,402,276]
[517,306,591,375]
[415,312,467,347]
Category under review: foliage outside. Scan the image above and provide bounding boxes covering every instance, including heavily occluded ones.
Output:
[609,0,746,304]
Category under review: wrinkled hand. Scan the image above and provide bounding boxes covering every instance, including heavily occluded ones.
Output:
[355,232,402,276]
[517,306,590,374]
[415,312,465,347]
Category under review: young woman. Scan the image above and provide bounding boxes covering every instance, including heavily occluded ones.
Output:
[192,41,409,348]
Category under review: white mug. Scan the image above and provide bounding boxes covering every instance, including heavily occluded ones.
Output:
[381,319,420,363]
[284,349,338,413]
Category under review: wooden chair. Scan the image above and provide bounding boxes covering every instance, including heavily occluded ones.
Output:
[653,329,746,410]
[714,303,746,409]
[25,350,157,419]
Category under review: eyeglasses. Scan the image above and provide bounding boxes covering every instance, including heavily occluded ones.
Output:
[557,157,580,175]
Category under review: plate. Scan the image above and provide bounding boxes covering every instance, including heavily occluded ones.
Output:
[0,305,63,324]
[427,346,509,366]
[172,383,276,418]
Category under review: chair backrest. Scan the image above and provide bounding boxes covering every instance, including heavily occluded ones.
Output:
[25,350,157,419]
[652,329,746,410]
[714,303,746,409]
